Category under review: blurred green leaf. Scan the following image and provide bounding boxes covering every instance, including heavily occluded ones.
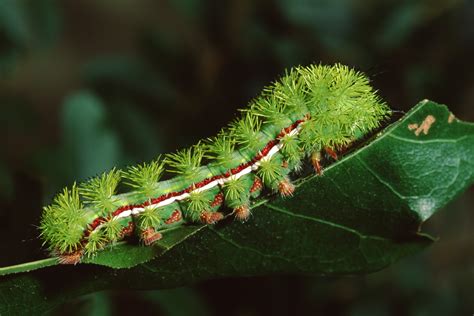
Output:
[108,102,164,163]
[36,91,123,196]
[82,56,175,101]
[62,91,122,179]
[376,2,422,50]
[0,0,31,47]
[0,0,60,48]
[276,0,354,52]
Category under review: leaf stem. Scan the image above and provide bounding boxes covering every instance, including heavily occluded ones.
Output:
[0,257,59,276]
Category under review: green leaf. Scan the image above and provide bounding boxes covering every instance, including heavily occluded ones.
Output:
[0,100,473,314]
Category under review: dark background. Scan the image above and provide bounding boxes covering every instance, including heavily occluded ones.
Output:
[0,0,473,315]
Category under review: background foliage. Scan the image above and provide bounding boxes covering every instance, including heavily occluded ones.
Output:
[0,0,473,315]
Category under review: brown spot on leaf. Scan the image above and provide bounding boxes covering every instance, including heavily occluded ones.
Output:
[408,123,419,131]
[448,113,456,123]
[408,115,436,136]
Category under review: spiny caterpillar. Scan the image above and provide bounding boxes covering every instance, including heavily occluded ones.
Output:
[40,64,391,264]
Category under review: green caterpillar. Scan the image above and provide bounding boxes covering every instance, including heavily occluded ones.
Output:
[40,63,391,264]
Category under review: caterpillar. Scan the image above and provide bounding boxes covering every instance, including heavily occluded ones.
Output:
[40,64,391,264]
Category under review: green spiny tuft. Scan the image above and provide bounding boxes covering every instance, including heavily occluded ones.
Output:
[205,131,236,167]
[165,143,205,178]
[79,168,121,213]
[249,94,291,128]
[40,183,87,253]
[273,67,309,116]
[223,178,247,201]
[84,229,107,256]
[291,64,391,152]
[257,157,284,188]
[187,190,211,212]
[297,64,332,115]
[123,158,164,198]
[137,206,162,230]
[298,116,352,151]
[280,134,304,165]
[229,112,262,150]
[102,219,123,242]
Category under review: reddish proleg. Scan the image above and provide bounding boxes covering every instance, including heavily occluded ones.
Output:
[234,205,251,222]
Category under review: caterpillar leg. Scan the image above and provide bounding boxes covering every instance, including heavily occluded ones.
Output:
[135,203,182,246]
[141,227,163,246]
[325,147,338,160]
[234,204,251,222]
[257,153,295,198]
[58,250,83,265]
[278,177,295,197]
[200,211,224,224]
[310,151,323,175]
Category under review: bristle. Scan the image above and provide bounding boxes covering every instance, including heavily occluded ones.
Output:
[325,147,338,160]
[274,67,309,115]
[102,218,123,242]
[200,211,224,224]
[187,191,211,212]
[257,157,283,188]
[310,151,323,175]
[279,133,304,165]
[137,205,162,230]
[205,131,235,166]
[165,143,205,178]
[250,94,291,127]
[223,178,247,201]
[229,112,262,150]
[79,168,121,213]
[182,190,212,222]
[84,229,107,256]
[297,64,332,114]
[234,205,251,222]
[40,183,87,254]
[278,177,295,197]
[123,158,164,198]
[58,250,83,265]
